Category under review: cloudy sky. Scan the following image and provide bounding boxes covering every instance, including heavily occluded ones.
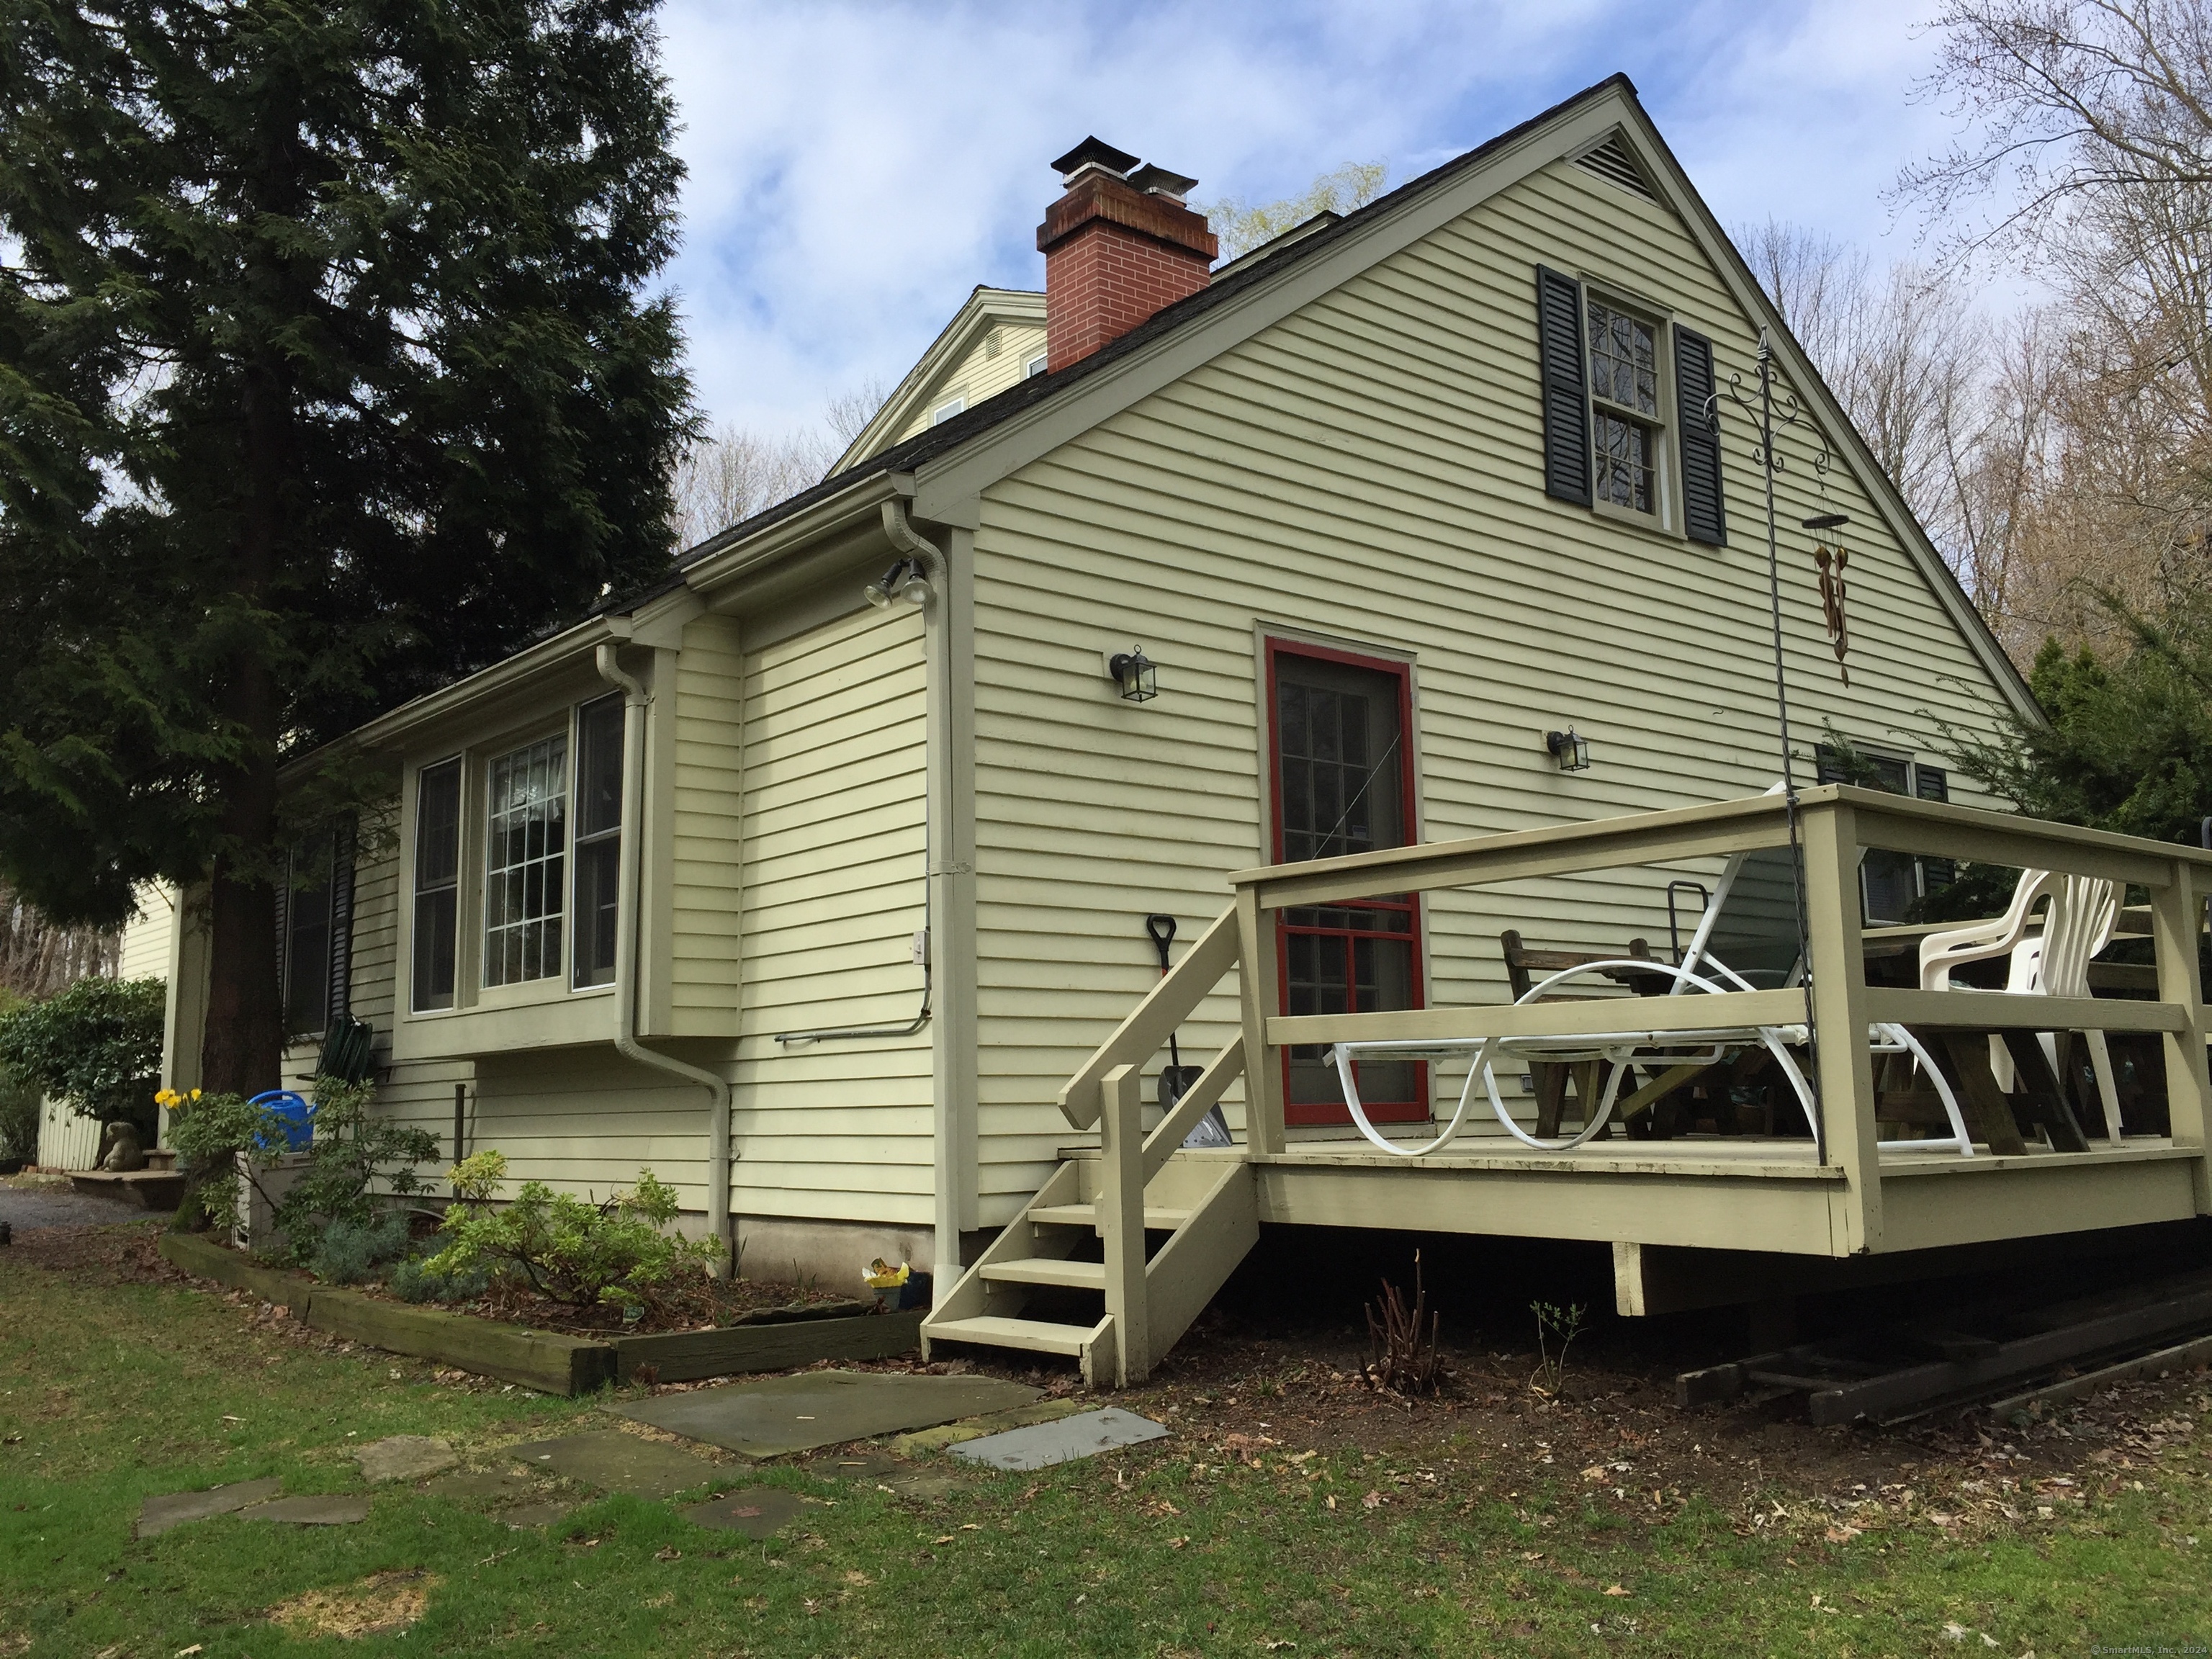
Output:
[655,0,1973,439]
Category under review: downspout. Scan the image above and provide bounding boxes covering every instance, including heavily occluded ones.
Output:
[881,499,963,1297]
[595,642,735,1273]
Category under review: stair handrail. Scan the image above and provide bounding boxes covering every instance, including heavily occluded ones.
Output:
[1058,908,1241,1129]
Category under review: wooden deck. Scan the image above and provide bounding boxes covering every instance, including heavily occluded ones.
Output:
[927,786,2212,1386]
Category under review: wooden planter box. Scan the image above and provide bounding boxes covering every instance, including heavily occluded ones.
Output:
[154,1232,925,1395]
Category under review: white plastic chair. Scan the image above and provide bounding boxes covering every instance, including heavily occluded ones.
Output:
[1917,869,2123,1142]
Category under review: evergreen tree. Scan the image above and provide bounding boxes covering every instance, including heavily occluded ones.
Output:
[0,0,692,1094]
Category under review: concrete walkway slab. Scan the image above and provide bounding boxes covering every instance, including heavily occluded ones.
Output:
[135,1476,283,1539]
[682,1488,814,1538]
[948,1407,1170,1471]
[357,1435,456,1483]
[242,1494,372,1525]
[507,1429,721,1499]
[614,1370,1038,1459]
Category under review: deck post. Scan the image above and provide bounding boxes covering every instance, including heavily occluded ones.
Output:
[1236,884,1285,1154]
[1799,801,1881,1254]
[2149,857,2212,1213]
[1098,1064,1150,1385]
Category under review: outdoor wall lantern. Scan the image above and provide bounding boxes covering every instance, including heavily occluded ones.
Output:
[1109,645,1159,703]
[1545,727,1591,772]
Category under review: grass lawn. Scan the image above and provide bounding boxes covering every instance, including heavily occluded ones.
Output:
[4,1222,2210,1658]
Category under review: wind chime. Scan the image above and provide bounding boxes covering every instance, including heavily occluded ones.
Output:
[1807,513,1851,687]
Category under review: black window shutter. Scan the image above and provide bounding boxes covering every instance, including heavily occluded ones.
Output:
[1675,325,1726,545]
[1536,266,1591,506]
[326,817,356,1029]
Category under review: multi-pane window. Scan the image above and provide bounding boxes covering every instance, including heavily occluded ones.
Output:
[411,758,462,1011]
[483,734,568,987]
[1272,648,1424,1123]
[1586,298,1662,514]
[1814,745,1954,922]
[282,830,337,1036]
[571,695,624,989]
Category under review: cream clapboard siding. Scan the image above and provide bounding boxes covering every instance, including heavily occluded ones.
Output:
[669,613,745,1033]
[117,885,177,984]
[282,841,716,1204]
[730,598,933,1228]
[963,156,2021,1218]
[890,320,1048,446]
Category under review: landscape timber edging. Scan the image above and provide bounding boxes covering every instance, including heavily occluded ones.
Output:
[153,1231,927,1395]
[608,1310,926,1384]
[158,1230,315,1313]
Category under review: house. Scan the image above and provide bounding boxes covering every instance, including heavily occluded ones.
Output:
[152,75,2097,1354]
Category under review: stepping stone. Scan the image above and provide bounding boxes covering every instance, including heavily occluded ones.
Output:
[797,1449,968,1500]
[356,1435,457,1483]
[615,1370,1040,1459]
[242,1494,372,1525]
[506,1429,721,1499]
[426,1470,541,1503]
[682,1488,813,1539]
[135,1476,284,1539]
[948,1406,1170,1471]
[501,1501,573,1530]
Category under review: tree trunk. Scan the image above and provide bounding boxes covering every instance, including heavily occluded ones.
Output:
[194,359,289,1103]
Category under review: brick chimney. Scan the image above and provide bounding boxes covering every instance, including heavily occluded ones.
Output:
[1037,138,1217,372]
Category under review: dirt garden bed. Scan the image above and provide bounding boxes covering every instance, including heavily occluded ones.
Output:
[150,1230,921,1394]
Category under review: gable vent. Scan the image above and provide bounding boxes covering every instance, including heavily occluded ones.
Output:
[1574,135,1655,200]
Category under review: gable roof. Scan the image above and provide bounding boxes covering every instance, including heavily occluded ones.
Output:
[828,286,1046,475]
[673,71,2034,725]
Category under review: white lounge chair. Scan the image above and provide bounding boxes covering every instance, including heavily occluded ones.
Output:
[1326,839,1973,1160]
[1917,868,2123,1142]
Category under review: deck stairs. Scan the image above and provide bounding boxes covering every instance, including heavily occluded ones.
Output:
[922,909,1262,1386]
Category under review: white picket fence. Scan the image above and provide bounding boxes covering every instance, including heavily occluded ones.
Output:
[35,1099,102,1170]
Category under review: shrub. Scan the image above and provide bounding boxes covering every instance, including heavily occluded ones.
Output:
[163,1089,286,1232]
[427,1151,714,1307]
[310,1211,411,1285]
[388,1251,490,1305]
[0,977,165,1133]
[269,1077,443,1265]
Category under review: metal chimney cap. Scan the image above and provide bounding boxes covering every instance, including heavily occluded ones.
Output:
[1125,163,1198,200]
[1051,135,1141,179]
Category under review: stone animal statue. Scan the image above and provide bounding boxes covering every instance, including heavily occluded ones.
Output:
[96,1120,147,1172]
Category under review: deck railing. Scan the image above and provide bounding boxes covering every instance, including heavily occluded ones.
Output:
[1053,784,2212,1263]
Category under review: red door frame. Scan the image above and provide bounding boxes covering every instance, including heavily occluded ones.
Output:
[1264,638,1427,1125]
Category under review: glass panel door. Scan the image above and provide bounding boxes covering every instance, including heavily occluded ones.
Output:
[1268,644,1425,1125]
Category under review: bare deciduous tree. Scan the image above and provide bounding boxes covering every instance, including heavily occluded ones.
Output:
[0,880,120,1002]
[1896,0,2212,657]
[670,377,889,549]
